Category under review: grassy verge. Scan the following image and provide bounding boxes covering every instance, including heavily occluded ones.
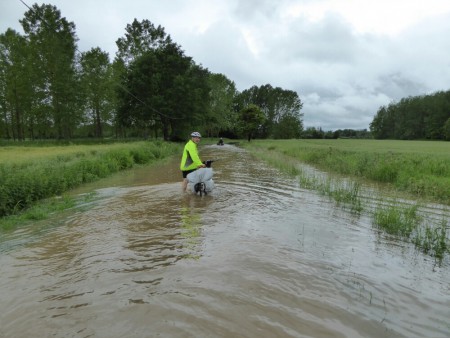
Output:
[242,139,450,205]
[241,139,449,260]
[0,140,182,226]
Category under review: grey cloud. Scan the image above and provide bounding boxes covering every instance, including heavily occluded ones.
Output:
[271,13,358,64]
[2,0,450,131]
[233,0,286,20]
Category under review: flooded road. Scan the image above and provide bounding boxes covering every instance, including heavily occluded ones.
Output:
[0,144,449,338]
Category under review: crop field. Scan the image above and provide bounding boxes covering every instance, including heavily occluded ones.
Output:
[242,139,450,205]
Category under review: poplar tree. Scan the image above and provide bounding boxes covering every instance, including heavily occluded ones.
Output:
[20,4,79,139]
[0,29,32,140]
[79,47,114,138]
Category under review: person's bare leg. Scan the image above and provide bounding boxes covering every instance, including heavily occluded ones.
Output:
[182,178,188,192]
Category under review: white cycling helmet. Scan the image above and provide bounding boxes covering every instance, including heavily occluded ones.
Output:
[191,132,202,138]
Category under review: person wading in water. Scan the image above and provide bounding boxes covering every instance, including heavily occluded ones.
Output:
[180,132,206,192]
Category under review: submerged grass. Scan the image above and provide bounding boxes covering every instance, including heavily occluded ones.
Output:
[242,139,450,205]
[0,195,77,231]
[249,146,363,213]
[373,203,421,238]
[413,218,449,260]
[0,140,182,224]
[242,139,450,260]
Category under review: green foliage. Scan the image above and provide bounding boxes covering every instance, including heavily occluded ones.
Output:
[302,127,372,139]
[234,84,303,139]
[0,29,33,140]
[205,73,239,137]
[444,118,450,141]
[238,104,266,141]
[1,7,305,141]
[20,4,80,140]
[115,19,172,66]
[116,27,210,141]
[129,146,156,164]
[79,47,115,138]
[272,114,302,139]
[370,91,450,140]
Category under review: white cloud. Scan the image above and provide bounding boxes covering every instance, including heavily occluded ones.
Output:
[1,0,450,130]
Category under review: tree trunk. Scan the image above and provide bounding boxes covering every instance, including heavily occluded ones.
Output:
[95,105,103,138]
[13,88,23,140]
[161,117,169,141]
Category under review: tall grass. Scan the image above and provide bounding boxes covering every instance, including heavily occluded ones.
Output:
[0,140,181,218]
[413,218,449,260]
[373,203,421,237]
[373,204,449,260]
[242,139,450,205]
[249,146,363,213]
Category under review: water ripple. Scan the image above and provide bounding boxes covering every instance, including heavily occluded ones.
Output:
[0,145,449,337]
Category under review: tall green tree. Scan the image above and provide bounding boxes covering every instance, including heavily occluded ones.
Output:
[79,47,114,137]
[370,104,396,139]
[115,19,180,138]
[117,43,210,140]
[269,88,303,138]
[423,91,450,139]
[239,104,266,141]
[109,57,127,137]
[115,19,172,66]
[370,91,450,140]
[204,73,238,137]
[302,126,325,139]
[272,114,303,139]
[20,4,79,139]
[235,84,303,138]
[0,29,32,140]
[443,117,450,141]
[167,57,210,139]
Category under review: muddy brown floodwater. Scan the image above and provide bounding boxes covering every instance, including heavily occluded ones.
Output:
[0,144,449,338]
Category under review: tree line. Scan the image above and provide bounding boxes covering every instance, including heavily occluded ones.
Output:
[370,90,450,140]
[0,3,304,141]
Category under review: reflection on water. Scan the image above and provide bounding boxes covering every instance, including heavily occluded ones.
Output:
[0,144,449,338]
[179,198,204,259]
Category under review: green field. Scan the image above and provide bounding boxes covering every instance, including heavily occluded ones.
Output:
[241,139,450,259]
[242,138,450,157]
[0,140,182,221]
[241,139,450,205]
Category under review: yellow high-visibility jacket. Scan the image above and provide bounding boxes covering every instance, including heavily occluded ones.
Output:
[180,140,202,171]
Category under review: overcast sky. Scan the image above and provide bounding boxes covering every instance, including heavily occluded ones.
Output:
[2,0,450,130]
